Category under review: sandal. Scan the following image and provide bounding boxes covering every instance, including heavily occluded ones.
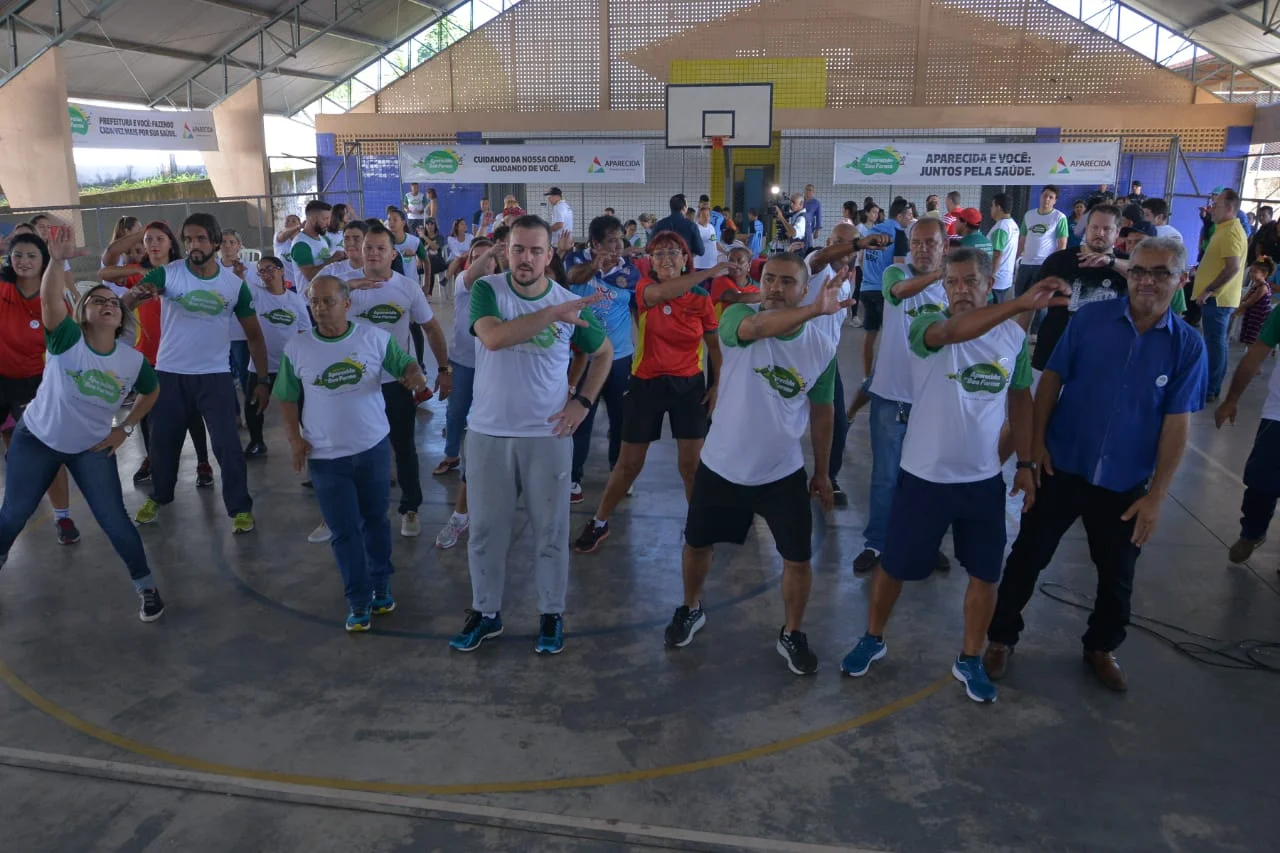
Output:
[433,457,461,476]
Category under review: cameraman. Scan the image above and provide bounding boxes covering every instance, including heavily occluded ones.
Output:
[771,193,807,253]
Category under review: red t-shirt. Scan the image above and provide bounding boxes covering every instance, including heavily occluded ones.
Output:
[749,257,768,282]
[0,281,48,379]
[632,277,718,379]
[128,274,163,365]
[709,275,761,320]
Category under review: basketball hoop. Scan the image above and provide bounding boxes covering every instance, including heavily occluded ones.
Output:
[708,136,726,151]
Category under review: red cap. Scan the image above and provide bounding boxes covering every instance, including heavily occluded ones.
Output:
[955,208,983,227]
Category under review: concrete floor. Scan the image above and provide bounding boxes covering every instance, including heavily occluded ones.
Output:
[1,299,1277,853]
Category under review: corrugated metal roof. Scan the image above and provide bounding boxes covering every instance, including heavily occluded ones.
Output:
[1123,0,1280,89]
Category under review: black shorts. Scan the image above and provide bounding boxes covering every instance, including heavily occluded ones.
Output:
[621,374,707,443]
[883,470,1006,583]
[685,463,812,562]
[1013,263,1042,296]
[860,292,885,332]
[0,375,41,427]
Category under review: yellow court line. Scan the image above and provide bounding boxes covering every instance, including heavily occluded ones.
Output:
[0,659,947,795]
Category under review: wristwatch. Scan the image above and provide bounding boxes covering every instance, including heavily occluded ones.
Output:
[1016,460,1038,471]
[121,423,135,437]
[571,393,593,409]
[437,364,451,375]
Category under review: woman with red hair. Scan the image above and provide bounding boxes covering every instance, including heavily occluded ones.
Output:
[574,231,727,553]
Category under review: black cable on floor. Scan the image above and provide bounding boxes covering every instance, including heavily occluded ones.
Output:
[1037,582,1280,674]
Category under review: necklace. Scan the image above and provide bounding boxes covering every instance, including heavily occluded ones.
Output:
[7,280,42,330]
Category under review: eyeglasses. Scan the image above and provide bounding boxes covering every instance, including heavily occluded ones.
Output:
[1127,266,1180,282]
[86,296,121,308]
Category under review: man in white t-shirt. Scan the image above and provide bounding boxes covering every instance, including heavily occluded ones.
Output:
[545,187,574,243]
[1015,186,1068,331]
[289,200,341,283]
[840,246,1066,705]
[244,256,309,456]
[404,182,427,233]
[130,213,271,534]
[666,253,846,675]
[1141,197,1183,244]
[449,215,612,657]
[987,193,1019,303]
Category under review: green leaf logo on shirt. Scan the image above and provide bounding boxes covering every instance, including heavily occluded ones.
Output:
[947,362,1009,394]
[845,146,904,177]
[66,368,123,403]
[754,365,806,399]
[357,303,405,325]
[262,308,297,326]
[906,302,944,319]
[531,325,558,348]
[176,289,227,316]
[315,357,365,390]
[1030,224,1048,235]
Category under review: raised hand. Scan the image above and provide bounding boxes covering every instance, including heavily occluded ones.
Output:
[1016,276,1071,312]
[547,294,601,327]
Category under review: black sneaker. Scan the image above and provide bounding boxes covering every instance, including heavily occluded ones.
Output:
[244,441,267,458]
[132,457,151,484]
[831,479,848,508]
[196,462,214,488]
[663,604,706,648]
[852,548,880,575]
[573,519,610,553]
[139,587,165,622]
[776,627,818,675]
[935,551,951,573]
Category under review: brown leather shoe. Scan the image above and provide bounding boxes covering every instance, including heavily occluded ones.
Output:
[983,642,1012,681]
[1083,650,1128,692]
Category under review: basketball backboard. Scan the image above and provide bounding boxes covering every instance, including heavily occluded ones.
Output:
[665,83,774,149]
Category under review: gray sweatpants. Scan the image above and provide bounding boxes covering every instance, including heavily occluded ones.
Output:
[465,431,572,615]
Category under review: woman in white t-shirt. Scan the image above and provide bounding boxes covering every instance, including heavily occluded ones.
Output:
[693,207,719,270]
[0,225,165,622]
[446,218,473,262]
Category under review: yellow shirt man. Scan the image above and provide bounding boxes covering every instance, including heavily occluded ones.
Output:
[1193,217,1247,308]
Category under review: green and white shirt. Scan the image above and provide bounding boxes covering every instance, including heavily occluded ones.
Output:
[141,260,255,375]
[395,234,429,269]
[289,231,334,280]
[404,191,426,218]
[468,273,607,438]
[903,312,1032,484]
[987,218,1019,291]
[1020,208,1068,266]
[23,317,157,454]
[255,288,311,373]
[335,268,434,359]
[870,263,948,404]
[272,323,414,460]
[701,303,837,486]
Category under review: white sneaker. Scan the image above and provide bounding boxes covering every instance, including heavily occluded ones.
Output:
[435,514,470,549]
[626,483,635,497]
[401,511,421,537]
[308,522,331,543]
[569,482,584,504]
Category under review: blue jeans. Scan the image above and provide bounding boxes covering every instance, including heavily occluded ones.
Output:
[443,360,475,460]
[1200,299,1232,396]
[0,422,154,590]
[572,355,631,483]
[863,393,910,553]
[830,367,849,481]
[308,436,393,610]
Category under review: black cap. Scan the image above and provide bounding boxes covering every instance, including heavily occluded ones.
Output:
[544,187,562,197]
[1122,203,1145,223]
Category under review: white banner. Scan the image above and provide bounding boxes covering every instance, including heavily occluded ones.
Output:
[68,103,217,151]
[833,141,1120,186]
[399,144,645,183]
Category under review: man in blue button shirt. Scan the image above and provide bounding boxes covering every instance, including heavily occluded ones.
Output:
[984,237,1207,692]
[564,215,640,504]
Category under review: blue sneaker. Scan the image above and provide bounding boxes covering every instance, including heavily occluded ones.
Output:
[449,610,503,651]
[371,586,396,615]
[535,613,564,655]
[840,634,887,677]
[345,606,372,633]
[952,655,997,704]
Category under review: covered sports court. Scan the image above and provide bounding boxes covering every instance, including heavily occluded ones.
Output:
[0,2,1278,851]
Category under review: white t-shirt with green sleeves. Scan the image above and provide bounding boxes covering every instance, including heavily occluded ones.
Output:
[1020,208,1068,266]
[22,317,157,454]
[142,260,255,375]
[870,262,947,404]
[701,303,837,486]
[468,273,607,438]
[987,218,1019,291]
[254,288,311,373]
[272,323,414,460]
[289,231,334,278]
[902,312,1032,484]
[335,268,434,358]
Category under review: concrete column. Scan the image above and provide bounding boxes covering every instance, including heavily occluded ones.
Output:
[0,48,79,212]
[201,79,270,209]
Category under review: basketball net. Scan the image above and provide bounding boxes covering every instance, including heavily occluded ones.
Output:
[708,136,726,151]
